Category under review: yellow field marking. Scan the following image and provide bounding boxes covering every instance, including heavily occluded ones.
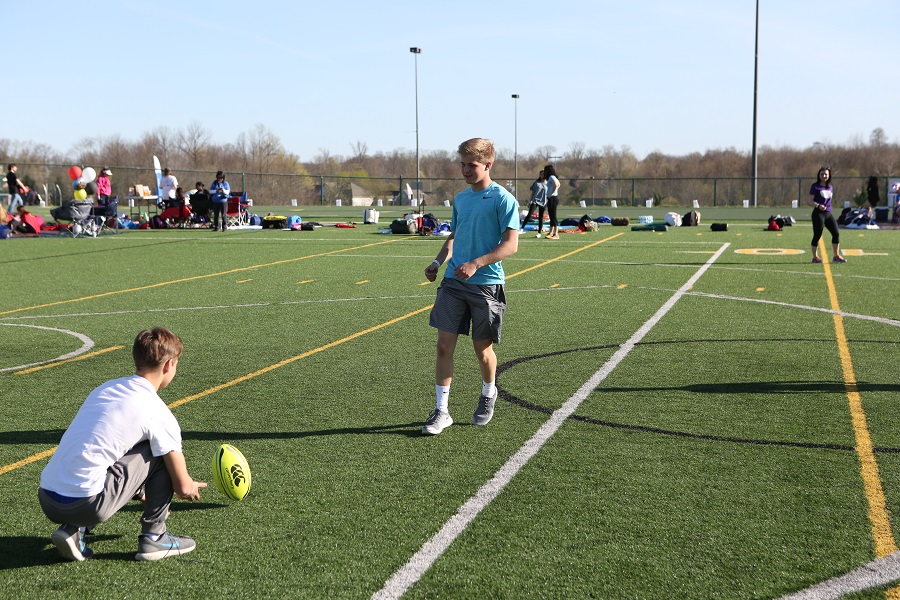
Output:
[0,448,56,476]
[549,284,560,288]
[844,249,887,257]
[0,238,407,317]
[418,281,431,286]
[13,346,124,375]
[3,234,616,475]
[356,280,369,285]
[166,305,434,409]
[617,284,628,289]
[237,279,253,283]
[507,232,624,280]
[297,280,314,284]
[820,245,898,558]
[755,287,765,292]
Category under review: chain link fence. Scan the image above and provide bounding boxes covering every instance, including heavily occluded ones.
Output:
[12,163,895,209]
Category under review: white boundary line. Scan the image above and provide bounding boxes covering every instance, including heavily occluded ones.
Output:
[372,242,732,600]
[0,323,95,373]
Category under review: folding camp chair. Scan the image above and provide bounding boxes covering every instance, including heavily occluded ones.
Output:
[51,200,97,237]
[226,192,249,228]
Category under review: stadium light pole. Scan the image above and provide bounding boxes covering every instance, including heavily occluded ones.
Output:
[410,47,422,209]
[512,94,519,199]
[750,0,759,207]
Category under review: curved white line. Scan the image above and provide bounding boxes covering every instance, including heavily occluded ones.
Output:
[0,323,95,373]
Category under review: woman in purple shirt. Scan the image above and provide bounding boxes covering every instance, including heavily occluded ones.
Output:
[808,166,845,264]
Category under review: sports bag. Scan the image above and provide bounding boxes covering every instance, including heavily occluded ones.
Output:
[390,218,417,234]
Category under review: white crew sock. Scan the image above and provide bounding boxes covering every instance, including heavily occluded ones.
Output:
[436,385,450,412]
[482,381,496,399]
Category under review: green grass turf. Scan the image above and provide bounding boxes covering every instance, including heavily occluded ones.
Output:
[0,215,898,598]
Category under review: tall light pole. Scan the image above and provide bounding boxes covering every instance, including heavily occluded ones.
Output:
[512,94,519,199]
[750,0,759,207]
[410,47,422,209]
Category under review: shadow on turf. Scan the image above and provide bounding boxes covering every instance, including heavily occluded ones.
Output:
[2,502,227,570]
[0,429,66,445]
[497,343,900,454]
[182,422,426,441]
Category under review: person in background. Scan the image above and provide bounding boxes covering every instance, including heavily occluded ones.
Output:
[421,138,519,436]
[159,168,178,208]
[38,327,206,562]
[209,171,231,232]
[96,168,113,205]
[6,163,24,213]
[520,169,547,238]
[543,164,561,239]
[808,166,845,264]
[9,205,43,234]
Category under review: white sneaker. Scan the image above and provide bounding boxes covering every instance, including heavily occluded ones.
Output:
[422,409,453,435]
[535,233,542,238]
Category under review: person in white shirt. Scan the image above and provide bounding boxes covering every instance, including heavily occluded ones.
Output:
[38,327,206,562]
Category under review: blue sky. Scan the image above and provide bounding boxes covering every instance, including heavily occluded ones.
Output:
[6,0,898,161]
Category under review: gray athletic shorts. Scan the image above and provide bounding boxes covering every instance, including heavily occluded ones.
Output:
[429,277,506,342]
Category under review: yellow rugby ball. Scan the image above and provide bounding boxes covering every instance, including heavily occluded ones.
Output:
[212,443,252,501]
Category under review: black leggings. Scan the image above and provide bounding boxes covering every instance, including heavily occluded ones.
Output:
[810,208,839,247]
[547,196,560,228]
[521,203,545,230]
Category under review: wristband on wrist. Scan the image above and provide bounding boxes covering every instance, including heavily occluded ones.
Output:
[432,260,441,267]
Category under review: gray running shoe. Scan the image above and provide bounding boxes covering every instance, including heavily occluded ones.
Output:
[135,532,196,561]
[51,526,93,561]
[472,395,496,425]
[422,409,453,435]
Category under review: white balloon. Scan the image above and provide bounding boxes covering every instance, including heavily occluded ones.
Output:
[82,167,97,183]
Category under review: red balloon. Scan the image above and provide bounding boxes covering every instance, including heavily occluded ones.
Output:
[68,165,82,180]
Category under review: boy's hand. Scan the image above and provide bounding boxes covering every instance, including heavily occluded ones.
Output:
[176,481,208,501]
[453,261,477,281]
[425,261,439,282]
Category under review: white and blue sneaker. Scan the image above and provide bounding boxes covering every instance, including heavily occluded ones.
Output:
[51,526,93,561]
[135,531,196,561]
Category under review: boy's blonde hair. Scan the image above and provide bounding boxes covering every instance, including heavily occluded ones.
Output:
[457,138,495,164]
[133,327,183,371]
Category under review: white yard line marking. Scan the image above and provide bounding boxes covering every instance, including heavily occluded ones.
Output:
[372,242,731,600]
[778,551,900,600]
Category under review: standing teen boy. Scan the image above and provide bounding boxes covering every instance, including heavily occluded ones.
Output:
[38,327,206,561]
[422,138,519,435]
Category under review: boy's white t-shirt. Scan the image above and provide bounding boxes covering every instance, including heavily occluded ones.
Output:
[40,375,182,497]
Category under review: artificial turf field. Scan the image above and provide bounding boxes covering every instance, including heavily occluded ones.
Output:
[1,214,898,599]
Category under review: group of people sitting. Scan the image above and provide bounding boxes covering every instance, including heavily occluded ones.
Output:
[2,204,45,236]
[156,170,232,230]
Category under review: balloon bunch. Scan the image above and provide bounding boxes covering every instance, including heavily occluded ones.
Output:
[67,165,98,200]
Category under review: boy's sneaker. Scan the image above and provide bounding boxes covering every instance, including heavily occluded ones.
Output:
[51,526,93,562]
[135,532,196,561]
[811,257,822,264]
[832,256,846,263]
[535,233,542,238]
[422,409,453,435]
[472,395,496,426]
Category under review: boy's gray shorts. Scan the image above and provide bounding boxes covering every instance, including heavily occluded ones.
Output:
[429,277,506,343]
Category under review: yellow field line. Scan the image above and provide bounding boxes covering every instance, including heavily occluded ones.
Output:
[2,234,615,474]
[820,247,898,557]
[13,346,124,375]
[0,238,410,317]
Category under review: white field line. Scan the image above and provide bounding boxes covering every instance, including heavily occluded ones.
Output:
[4,286,896,330]
[0,324,94,372]
[778,551,900,600]
[371,242,732,600]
